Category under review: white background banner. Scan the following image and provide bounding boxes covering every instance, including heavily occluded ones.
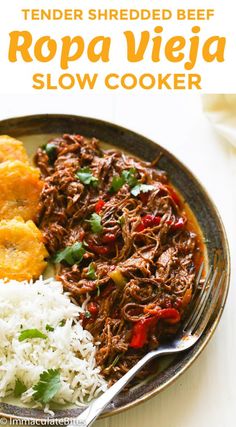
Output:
[0,0,236,93]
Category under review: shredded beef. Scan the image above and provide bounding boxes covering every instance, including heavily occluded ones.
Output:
[35,134,202,384]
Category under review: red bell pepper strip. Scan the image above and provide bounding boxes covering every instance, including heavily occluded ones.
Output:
[95,200,105,214]
[101,233,116,243]
[173,217,185,229]
[129,317,157,349]
[130,308,180,349]
[136,215,161,232]
[157,308,180,323]
[166,216,186,230]
[144,307,180,322]
[87,241,110,255]
[87,301,99,316]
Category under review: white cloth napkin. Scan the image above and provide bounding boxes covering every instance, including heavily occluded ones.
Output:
[203,94,236,148]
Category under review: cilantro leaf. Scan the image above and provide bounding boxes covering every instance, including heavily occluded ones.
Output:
[110,175,125,193]
[32,369,61,404]
[76,167,98,187]
[131,184,155,197]
[110,168,137,193]
[53,242,86,266]
[45,143,57,163]
[84,311,91,319]
[59,319,66,327]
[111,354,121,368]
[121,168,138,188]
[18,329,47,342]
[87,213,103,234]
[46,324,54,332]
[14,380,27,397]
[87,263,97,280]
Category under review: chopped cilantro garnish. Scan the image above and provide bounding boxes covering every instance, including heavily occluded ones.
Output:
[45,143,57,163]
[59,320,66,327]
[46,324,54,332]
[87,213,103,234]
[53,242,86,266]
[110,168,138,193]
[18,329,47,342]
[110,175,125,193]
[14,380,27,397]
[84,311,92,319]
[87,263,97,280]
[122,168,138,188]
[76,167,98,187]
[131,184,154,197]
[32,369,61,404]
[112,355,121,367]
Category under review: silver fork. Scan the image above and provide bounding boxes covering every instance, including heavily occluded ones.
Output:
[73,265,225,427]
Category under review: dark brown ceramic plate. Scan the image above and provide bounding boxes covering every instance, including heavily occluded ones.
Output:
[0,115,230,422]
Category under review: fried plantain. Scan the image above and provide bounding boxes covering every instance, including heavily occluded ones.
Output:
[0,135,29,164]
[0,160,43,221]
[0,217,48,281]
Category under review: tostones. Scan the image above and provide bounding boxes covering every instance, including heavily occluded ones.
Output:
[0,135,29,164]
[0,160,43,221]
[0,217,48,281]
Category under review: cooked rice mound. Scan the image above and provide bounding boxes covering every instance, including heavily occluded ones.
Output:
[0,160,43,221]
[0,135,29,164]
[0,217,48,280]
[0,278,107,411]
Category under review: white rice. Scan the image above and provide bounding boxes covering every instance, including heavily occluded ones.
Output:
[0,278,107,412]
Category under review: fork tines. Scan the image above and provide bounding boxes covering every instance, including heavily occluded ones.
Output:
[183,263,225,336]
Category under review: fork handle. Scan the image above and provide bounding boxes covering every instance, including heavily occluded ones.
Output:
[73,348,173,427]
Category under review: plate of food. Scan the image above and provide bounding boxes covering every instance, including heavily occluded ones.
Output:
[0,115,230,422]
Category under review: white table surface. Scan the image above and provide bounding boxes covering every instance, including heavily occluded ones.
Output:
[0,93,235,427]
